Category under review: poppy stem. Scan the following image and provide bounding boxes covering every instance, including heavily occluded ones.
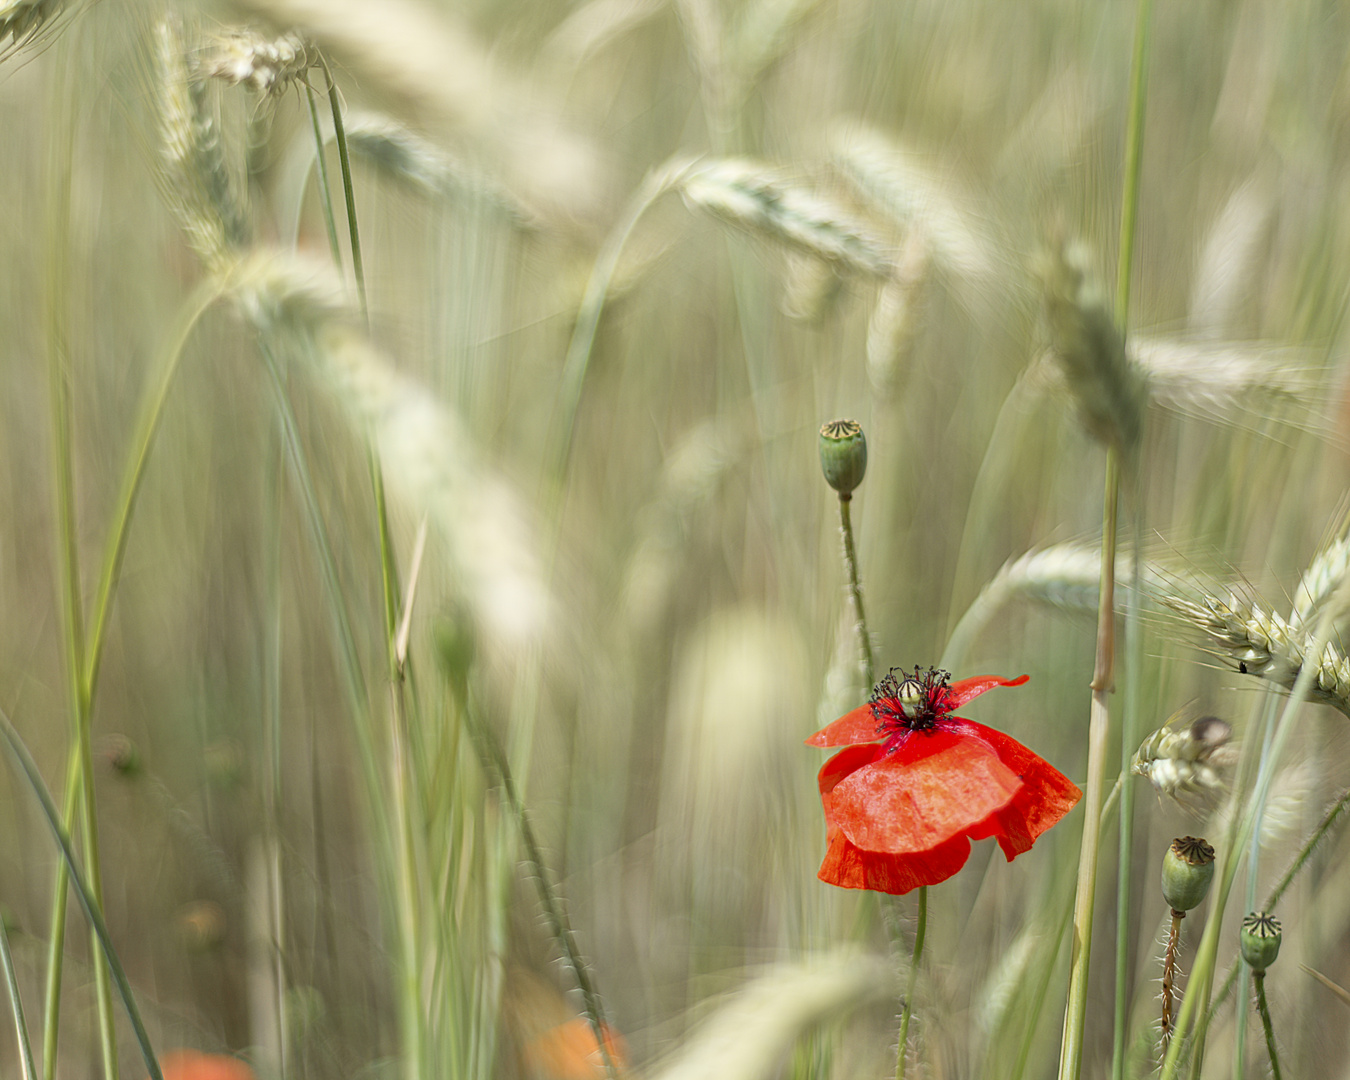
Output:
[894,885,927,1080]
[1160,909,1183,1056]
[837,493,875,689]
[1253,971,1283,1080]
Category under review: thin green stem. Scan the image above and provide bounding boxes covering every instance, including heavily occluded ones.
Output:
[1057,448,1120,1080]
[838,495,875,690]
[1235,701,1276,1080]
[894,887,927,1080]
[551,159,690,487]
[263,431,288,1080]
[1112,480,1144,1080]
[305,84,344,269]
[389,678,425,1080]
[0,713,162,1080]
[1253,973,1283,1080]
[1,910,37,1080]
[41,276,219,1080]
[324,60,368,326]
[40,748,80,1080]
[257,343,379,805]
[1115,0,1153,322]
[43,45,117,1076]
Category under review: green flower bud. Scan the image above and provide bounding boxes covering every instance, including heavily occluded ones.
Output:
[1161,836,1215,912]
[1240,912,1282,972]
[434,609,477,702]
[818,419,867,496]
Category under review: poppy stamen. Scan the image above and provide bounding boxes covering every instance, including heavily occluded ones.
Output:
[871,666,953,737]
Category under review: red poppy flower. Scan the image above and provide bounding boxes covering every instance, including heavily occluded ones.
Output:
[807,667,1081,895]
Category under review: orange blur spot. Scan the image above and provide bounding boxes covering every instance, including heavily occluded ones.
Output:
[152,1049,256,1080]
[522,1017,627,1080]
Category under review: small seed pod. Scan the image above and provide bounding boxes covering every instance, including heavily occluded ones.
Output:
[1240,912,1282,972]
[818,419,867,496]
[1162,836,1216,912]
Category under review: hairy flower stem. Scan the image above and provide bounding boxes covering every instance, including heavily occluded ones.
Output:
[1253,972,1283,1080]
[1160,910,1183,1054]
[462,702,619,1080]
[1057,449,1120,1080]
[838,493,875,689]
[894,886,927,1080]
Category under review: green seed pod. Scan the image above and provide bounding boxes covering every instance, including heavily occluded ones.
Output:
[818,419,868,496]
[1161,836,1215,912]
[1240,912,1282,972]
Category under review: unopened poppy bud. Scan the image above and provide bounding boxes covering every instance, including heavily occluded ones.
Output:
[818,419,867,496]
[1240,912,1282,972]
[1162,836,1215,912]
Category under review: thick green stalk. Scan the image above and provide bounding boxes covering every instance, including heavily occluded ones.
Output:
[1057,449,1120,1080]
[1107,0,1152,1072]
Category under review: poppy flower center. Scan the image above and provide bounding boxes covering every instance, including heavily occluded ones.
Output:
[870,666,954,742]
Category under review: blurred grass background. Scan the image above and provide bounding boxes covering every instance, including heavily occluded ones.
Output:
[2,0,1350,1078]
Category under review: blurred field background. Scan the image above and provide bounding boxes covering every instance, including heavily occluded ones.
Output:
[2,0,1350,1078]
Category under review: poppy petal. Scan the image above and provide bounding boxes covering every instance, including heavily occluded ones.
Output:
[948,718,1082,857]
[806,703,882,747]
[826,731,1021,854]
[946,673,1030,709]
[818,744,885,834]
[817,826,972,894]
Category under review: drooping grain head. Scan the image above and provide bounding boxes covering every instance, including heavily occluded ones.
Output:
[1162,589,1350,719]
[1132,715,1235,809]
[154,16,249,271]
[0,0,63,52]
[1038,241,1147,453]
[198,27,314,97]
[679,159,893,278]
